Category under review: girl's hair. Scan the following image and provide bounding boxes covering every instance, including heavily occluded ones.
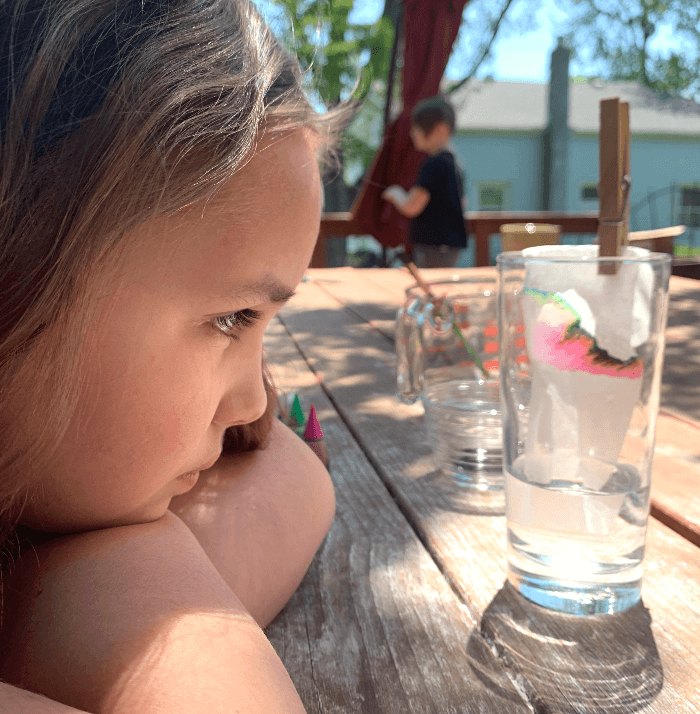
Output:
[0,0,337,543]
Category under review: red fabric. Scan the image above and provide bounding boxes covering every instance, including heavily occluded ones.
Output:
[351,0,469,249]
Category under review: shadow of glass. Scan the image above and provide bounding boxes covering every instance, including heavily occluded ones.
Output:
[466,582,663,713]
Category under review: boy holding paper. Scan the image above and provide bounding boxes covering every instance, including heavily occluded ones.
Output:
[382,96,468,268]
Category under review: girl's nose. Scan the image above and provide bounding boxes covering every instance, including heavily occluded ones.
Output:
[212,357,268,428]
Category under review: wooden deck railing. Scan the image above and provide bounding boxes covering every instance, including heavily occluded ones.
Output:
[314,211,600,268]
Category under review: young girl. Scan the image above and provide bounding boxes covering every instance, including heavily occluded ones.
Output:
[0,1,338,711]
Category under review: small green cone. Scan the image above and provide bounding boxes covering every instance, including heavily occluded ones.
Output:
[289,393,306,436]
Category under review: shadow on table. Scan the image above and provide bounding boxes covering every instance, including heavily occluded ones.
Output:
[466,582,663,713]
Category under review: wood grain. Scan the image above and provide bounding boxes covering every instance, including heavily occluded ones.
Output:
[310,268,700,549]
[263,320,531,713]
[276,273,700,711]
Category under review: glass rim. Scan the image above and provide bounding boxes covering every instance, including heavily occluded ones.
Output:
[421,378,500,407]
[496,249,673,267]
[404,274,496,297]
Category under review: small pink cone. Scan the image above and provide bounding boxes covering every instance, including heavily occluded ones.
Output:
[303,405,329,469]
[303,404,323,441]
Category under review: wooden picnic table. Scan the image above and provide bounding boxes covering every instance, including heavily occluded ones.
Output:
[265,267,700,713]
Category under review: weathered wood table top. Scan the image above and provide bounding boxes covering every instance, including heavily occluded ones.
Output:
[265,267,700,713]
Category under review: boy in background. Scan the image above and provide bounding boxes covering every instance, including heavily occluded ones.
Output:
[382,96,467,268]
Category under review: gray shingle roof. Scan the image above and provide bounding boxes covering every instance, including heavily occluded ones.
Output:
[449,79,700,135]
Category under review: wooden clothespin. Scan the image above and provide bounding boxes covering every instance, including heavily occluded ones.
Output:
[598,97,631,275]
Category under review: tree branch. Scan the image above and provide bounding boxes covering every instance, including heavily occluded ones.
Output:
[446,0,516,95]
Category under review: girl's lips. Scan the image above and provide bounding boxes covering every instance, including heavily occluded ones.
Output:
[175,470,200,491]
[182,455,220,477]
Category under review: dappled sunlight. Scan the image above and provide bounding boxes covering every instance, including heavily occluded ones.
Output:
[352,392,423,420]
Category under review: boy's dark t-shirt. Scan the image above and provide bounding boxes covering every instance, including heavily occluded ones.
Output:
[410,150,467,249]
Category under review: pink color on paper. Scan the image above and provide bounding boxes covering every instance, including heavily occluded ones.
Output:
[532,322,643,379]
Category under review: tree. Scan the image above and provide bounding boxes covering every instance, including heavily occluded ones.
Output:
[446,0,542,95]
[557,0,700,101]
[259,1,396,264]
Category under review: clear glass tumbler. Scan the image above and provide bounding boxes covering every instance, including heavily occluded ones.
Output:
[396,276,499,404]
[497,245,671,615]
[422,378,503,501]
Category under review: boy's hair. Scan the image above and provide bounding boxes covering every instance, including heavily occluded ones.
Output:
[411,96,456,135]
[0,0,340,546]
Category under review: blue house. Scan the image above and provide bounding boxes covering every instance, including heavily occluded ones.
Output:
[448,63,700,263]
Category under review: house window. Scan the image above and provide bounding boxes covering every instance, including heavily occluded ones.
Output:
[680,185,700,228]
[581,183,598,201]
[478,182,511,211]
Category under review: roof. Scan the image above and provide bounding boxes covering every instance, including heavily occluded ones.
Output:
[448,79,700,135]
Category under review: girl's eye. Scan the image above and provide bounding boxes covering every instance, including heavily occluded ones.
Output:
[212,308,263,340]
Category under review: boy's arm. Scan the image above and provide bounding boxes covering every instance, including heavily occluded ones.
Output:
[169,418,335,627]
[0,511,307,714]
[382,185,430,218]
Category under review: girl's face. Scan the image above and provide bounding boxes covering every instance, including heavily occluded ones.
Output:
[19,130,322,532]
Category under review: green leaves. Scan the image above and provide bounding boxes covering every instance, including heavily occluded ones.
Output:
[265,0,395,105]
[260,0,397,188]
[559,0,700,101]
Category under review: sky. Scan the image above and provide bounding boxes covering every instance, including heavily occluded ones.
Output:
[257,0,690,95]
[346,0,563,84]
[343,0,685,85]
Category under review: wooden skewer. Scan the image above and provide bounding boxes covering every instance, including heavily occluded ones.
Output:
[404,261,435,298]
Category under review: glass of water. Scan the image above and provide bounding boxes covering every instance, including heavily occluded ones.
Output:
[422,378,504,510]
[497,245,671,615]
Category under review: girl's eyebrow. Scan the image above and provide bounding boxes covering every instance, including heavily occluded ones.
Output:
[236,277,297,304]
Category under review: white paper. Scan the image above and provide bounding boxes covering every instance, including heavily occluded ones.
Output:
[518,245,651,531]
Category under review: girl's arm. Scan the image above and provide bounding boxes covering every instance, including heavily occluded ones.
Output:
[0,511,307,714]
[169,418,336,627]
[0,683,91,713]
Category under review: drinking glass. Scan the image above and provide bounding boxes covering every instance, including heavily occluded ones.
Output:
[396,276,498,404]
[396,276,504,509]
[497,245,671,615]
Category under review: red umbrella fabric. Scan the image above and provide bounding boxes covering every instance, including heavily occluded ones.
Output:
[351,0,469,250]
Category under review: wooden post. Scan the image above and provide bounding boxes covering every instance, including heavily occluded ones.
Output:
[473,224,491,267]
[598,98,630,274]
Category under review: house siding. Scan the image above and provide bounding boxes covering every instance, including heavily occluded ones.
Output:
[451,129,700,261]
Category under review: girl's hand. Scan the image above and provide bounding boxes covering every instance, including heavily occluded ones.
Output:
[381,185,409,205]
